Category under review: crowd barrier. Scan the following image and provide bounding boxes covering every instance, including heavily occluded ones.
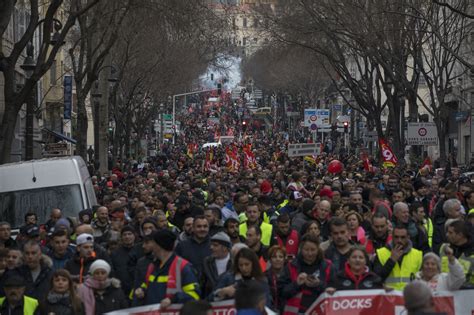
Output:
[106,289,474,315]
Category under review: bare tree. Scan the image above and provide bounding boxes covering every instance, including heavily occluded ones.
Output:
[0,0,99,164]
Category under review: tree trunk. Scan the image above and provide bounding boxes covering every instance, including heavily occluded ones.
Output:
[434,115,447,167]
[0,99,22,164]
[75,90,88,161]
[98,75,109,174]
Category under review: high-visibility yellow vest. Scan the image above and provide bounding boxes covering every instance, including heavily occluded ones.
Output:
[376,247,422,290]
[440,243,474,288]
[239,212,272,224]
[239,221,273,246]
[423,218,433,248]
[277,199,289,210]
[0,296,39,315]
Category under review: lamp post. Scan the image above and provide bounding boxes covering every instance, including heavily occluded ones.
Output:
[19,18,64,161]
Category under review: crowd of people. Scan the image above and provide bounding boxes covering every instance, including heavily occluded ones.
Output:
[1,123,474,314]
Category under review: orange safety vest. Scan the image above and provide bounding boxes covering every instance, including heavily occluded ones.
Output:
[283,260,332,315]
[276,230,299,257]
[144,256,189,298]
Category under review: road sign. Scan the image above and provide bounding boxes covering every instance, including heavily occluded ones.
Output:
[304,109,330,127]
[407,122,438,145]
[310,123,318,131]
[163,114,173,121]
[287,111,300,117]
[332,104,342,111]
[363,130,378,142]
[288,143,321,157]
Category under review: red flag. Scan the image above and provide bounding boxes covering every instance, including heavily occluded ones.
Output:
[243,144,257,170]
[421,156,432,170]
[361,152,374,173]
[225,146,240,172]
[204,148,215,171]
[378,138,398,168]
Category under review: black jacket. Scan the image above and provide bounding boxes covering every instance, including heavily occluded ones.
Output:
[201,255,232,298]
[39,292,84,315]
[131,253,154,306]
[93,282,128,314]
[175,236,211,276]
[278,257,336,313]
[111,245,134,295]
[8,264,53,301]
[64,247,111,282]
[329,264,383,290]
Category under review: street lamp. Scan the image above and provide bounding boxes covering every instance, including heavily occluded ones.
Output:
[19,17,65,161]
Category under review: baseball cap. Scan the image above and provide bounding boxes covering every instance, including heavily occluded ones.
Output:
[289,191,303,201]
[76,233,94,246]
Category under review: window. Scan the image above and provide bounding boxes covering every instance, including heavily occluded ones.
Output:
[50,60,57,85]
[243,37,247,46]
[0,185,84,228]
[243,17,247,28]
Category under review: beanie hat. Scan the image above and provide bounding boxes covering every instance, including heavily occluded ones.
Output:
[260,180,273,195]
[121,225,135,235]
[76,233,94,246]
[319,188,333,199]
[55,218,71,229]
[89,259,111,275]
[301,199,316,213]
[152,229,176,251]
[211,231,232,249]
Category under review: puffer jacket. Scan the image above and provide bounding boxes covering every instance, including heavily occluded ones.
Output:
[329,262,383,290]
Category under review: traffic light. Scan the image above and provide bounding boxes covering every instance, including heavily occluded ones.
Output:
[242,121,247,126]
[343,121,349,133]
[217,83,222,95]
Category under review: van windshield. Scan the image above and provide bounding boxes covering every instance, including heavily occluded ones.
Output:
[0,184,83,227]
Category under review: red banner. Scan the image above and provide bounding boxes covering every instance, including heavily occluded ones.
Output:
[305,289,467,315]
[378,138,398,168]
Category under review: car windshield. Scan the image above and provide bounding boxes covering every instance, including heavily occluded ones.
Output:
[0,184,83,227]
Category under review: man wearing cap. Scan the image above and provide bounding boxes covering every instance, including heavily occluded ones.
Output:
[201,232,232,297]
[65,233,103,283]
[136,229,200,308]
[279,191,303,216]
[7,240,53,301]
[0,275,39,315]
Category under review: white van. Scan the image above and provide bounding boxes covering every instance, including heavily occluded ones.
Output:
[0,156,97,228]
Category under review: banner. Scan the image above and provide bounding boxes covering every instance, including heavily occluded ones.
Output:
[378,138,398,168]
[305,289,474,315]
[106,300,276,315]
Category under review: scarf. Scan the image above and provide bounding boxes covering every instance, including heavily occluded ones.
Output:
[78,277,111,315]
[47,292,70,304]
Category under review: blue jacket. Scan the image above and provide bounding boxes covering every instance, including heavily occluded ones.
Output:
[144,254,200,305]
[175,236,212,277]
[45,245,76,271]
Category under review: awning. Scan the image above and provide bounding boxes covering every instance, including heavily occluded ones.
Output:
[42,128,77,144]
